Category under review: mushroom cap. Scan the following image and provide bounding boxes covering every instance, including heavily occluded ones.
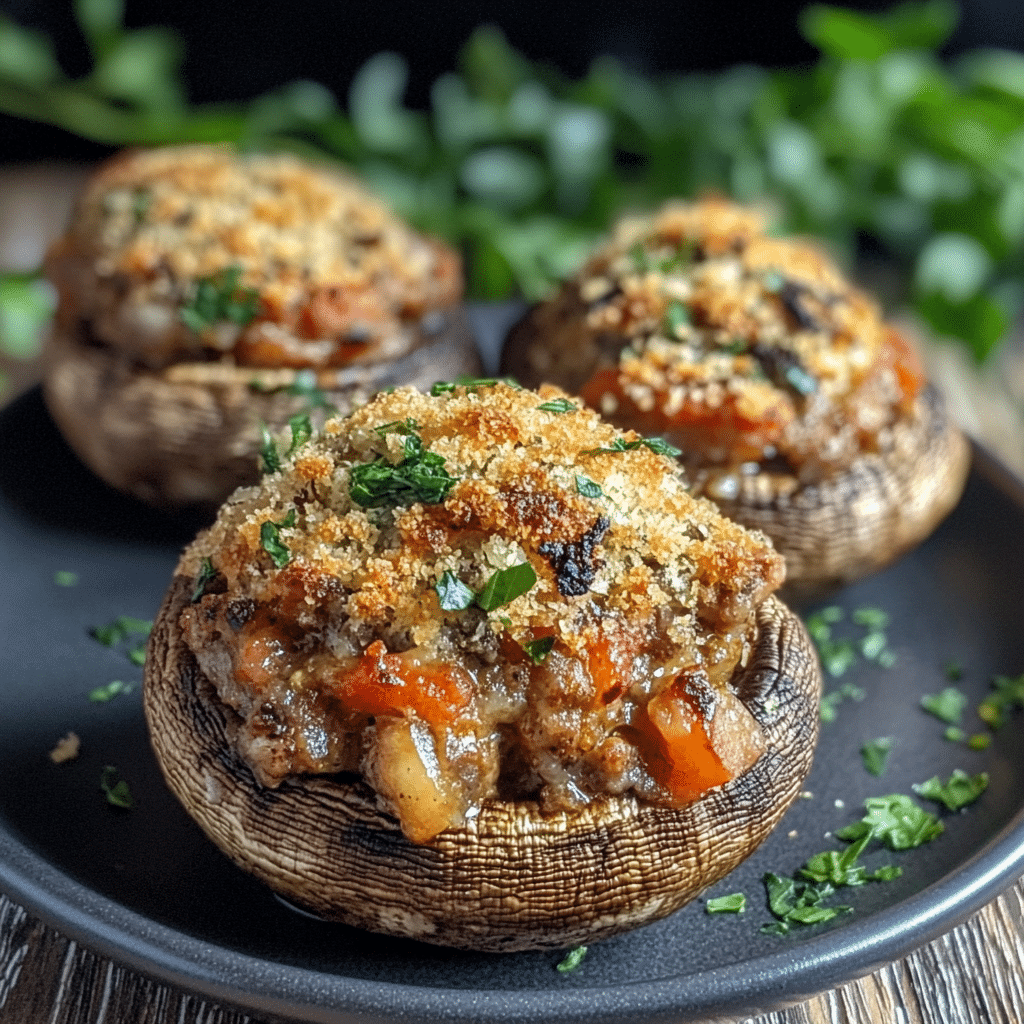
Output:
[42,306,481,510]
[144,576,821,953]
[707,383,970,596]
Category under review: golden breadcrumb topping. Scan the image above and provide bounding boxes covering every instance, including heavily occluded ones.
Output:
[45,145,462,370]
[177,383,783,842]
[514,197,926,490]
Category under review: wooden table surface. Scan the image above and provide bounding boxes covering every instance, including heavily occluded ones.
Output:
[2,164,1024,1024]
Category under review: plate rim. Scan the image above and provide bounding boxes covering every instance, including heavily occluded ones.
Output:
[2,418,1024,1023]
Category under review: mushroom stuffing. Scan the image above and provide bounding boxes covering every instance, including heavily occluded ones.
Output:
[144,381,822,950]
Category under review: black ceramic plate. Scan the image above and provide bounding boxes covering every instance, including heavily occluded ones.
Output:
[2,306,1024,1024]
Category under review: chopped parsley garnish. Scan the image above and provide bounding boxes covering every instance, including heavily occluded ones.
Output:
[476,562,537,612]
[259,422,282,474]
[536,397,578,414]
[584,435,682,459]
[913,770,989,812]
[944,660,964,682]
[435,564,538,614]
[819,682,865,723]
[53,570,78,587]
[556,945,587,973]
[761,873,852,934]
[861,737,893,777]
[705,892,746,914]
[521,635,555,664]
[89,680,133,703]
[180,265,260,332]
[191,556,217,603]
[945,726,965,743]
[260,509,297,569]
[836,794,944,851]
[662,300,691,337]
[978,672,1024,730]
[100,766,134,810]
[434,571,475,612]
[349,434,457,508]
[374,417,420,436]
[286,412,313,454]
[920,686,967,725]
[90,615,152,665]
[430,377,517,396]
[968,733,992,751]
[575,474,603,499]
[805,604,895,680]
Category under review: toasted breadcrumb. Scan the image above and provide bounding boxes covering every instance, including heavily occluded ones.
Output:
[45,145,461,370]
[513,197,926,488]
[177,383,784,841]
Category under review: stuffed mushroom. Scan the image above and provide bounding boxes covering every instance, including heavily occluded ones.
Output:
[43,144,480,509]
[144,381,821,951]
[501,199,970,594]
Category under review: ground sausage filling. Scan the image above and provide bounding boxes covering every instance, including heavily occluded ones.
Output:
[513,198,926,499]
[177,383,784,843]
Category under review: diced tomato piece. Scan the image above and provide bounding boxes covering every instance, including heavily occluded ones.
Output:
[585,626,640,707]
[882,327,925,410]
[330,640,474,730]
[634,672,733,805]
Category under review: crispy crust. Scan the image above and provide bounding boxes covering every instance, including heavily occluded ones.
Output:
[501,198,970,591]
[145,576,821,951]
[41,145,482,508]
[45,145,462,370]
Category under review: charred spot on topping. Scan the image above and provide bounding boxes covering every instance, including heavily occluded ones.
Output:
[226,598,256,631]
[681,670,718,720]
[538,516,610,596]
[750,343,818,399]
[777,280,823,332]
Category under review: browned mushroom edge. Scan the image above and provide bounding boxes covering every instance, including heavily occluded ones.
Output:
[42,306,482,512]
[501,313,970,599]
[143,576,821,953]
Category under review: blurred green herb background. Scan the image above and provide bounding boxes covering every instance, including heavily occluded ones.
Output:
[2,0,1024,389]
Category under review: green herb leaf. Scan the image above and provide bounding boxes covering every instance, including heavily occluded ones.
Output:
[921,686,967,725]
[190,556,217,603]
[913,769,989,812]
[585,435,682,458]
[349,435,457,509]
[259,423,282,475]
[819,681,865,723]
[90,616,153,649]
[476,562,537,611]
[260,513,295,569]
[556,945,587,972]
[968,732,993,751]
[837,794,944,851]
[978,673,1024,730]
[575,474,603,498]
[861,737,894,777]
[89,680,133,702]
[944,660,964,682]
[430,377,513,395]
[522,635,555,664]
[374,417,420,436]
[435,570,475,611]
[663,300,691,337]
[286,412,313,454]
[706,892,746,914]
[536,397,577,413]
[180,266,260,332]
[100,766,133,809]
[53,570,78,587]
